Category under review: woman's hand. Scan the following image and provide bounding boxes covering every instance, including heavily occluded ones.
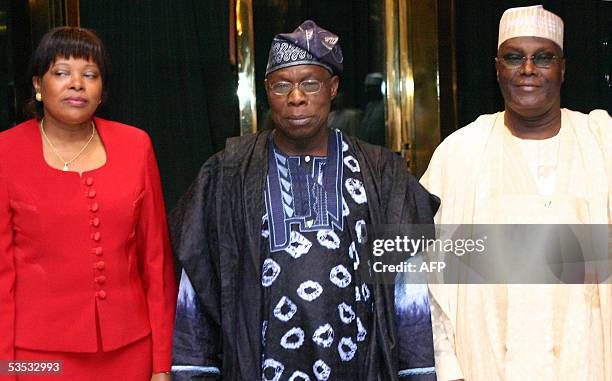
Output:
[151,372,172,381]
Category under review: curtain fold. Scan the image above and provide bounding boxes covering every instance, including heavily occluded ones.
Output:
[80,0,238,209]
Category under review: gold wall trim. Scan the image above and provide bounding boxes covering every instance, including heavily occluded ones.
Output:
[384,0,442,175]
[384,0,417,170]
[65,0,80,27]
[29,0,80,46]
[235,0,258,135]
[384,0,402,154]
[398,0,416,170]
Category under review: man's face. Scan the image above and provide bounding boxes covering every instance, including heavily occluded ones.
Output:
[266,65,339,142]
[496,36,565,117]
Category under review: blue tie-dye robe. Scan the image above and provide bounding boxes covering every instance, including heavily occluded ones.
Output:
[170,130,439,381]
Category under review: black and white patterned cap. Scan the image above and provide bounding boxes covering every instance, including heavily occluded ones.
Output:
[265,20,343,76]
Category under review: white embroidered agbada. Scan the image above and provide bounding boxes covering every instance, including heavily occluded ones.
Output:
[421,109,612,381]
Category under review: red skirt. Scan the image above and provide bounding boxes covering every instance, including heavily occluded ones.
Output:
[15,334,152,381]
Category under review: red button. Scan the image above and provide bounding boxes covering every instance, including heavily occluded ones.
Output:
[95,275,106,285]
[92,247,103,256]
[96,290,106,300]
[86,177,94,186]
[94,261,105,270]
[90,203,99,212]
[92,232,101,242]
[91,217,100,227]
[88,190,96,198]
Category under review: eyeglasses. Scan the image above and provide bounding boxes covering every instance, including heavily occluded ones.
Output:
[496,53,562,69]
[268,79,327,96]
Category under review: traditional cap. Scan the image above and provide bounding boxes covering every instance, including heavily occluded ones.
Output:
[498,5,564,49]
[265,20,343,76]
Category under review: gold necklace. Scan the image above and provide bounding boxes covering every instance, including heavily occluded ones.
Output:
[40,118,96,171]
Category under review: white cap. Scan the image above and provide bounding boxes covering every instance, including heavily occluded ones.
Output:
[498,5,563,49]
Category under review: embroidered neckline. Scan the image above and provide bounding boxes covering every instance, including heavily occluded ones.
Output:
[265,129,344,252]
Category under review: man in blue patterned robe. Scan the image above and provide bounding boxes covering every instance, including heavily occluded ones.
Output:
[171,20,439,381]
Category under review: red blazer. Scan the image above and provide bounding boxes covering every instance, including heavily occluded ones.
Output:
[0,118,177,372]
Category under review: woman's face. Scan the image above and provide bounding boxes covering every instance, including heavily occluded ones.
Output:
[33,56,103,126]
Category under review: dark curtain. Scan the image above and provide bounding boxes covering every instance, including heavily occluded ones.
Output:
[455,0,612,127]
[3,0,34,131]
[80,0,238,209]
[0,0,10,130]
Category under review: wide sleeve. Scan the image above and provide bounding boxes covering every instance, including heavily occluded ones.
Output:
[365,147,438,380]
[170,155,223,381]
[420,141,465,381]
[427,285,463,381]
[587,110,611,223]
[420,139,448,225]
[0,166,15,381]
[136,136,178,373]
[587,110,612,379]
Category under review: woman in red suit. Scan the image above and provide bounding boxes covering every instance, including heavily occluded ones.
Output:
[0,27,177,381]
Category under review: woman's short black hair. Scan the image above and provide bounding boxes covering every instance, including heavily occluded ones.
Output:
[26,26,109,119]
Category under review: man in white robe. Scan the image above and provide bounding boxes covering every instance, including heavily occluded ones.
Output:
[421,5,612,381]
